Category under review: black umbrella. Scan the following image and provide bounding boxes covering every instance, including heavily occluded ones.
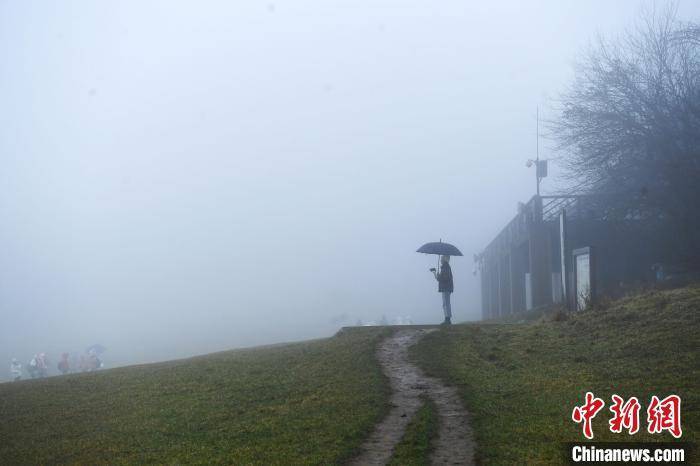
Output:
[416,241,463,256]
[416,240,463,273]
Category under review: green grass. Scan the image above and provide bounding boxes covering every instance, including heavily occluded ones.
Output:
[0,327,391,465]
[3,287,698,465]
[411,285,700,465]
[388,397,439,466]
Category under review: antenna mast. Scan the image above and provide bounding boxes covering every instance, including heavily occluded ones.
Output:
[536,106,540,196]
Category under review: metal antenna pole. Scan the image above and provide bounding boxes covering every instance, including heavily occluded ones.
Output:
[536,106,540,196]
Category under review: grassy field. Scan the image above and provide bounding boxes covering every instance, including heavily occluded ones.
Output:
[388,397,438,466]
[0,327,391,465]
[411,285,700,465]
[2,287,698,465]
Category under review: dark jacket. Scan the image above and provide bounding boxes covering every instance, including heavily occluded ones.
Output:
[438,263,454,293]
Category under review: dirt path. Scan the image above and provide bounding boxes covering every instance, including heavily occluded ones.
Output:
[350,329,475,466]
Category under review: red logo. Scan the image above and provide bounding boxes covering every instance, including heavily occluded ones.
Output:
[609,394,641,435]
[572,393,682,439]
[572,392,605,439]
[647,395,682,438]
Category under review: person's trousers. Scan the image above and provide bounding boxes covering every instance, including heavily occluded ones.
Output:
[442,291,452,318]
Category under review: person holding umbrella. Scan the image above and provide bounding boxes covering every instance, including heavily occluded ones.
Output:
[432,255,454,325]
[417,240,461,325]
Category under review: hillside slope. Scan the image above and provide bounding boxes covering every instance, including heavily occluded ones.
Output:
[0,328,390,465]
[411,285,700,465]
[2,287,698,465]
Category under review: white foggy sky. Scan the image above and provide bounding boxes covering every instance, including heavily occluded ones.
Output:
[1,1,698,377]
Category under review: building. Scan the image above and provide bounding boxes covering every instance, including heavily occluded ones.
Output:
[477,195,676,319]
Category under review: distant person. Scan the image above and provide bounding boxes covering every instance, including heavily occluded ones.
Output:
[92,354,103,371]
[28,354,39,378]
[10,358,22,381]
[431,255,454,325]
[58,353,71,375]
[651,263,666,282]
[81,351,102,372]
[36,353,48,378]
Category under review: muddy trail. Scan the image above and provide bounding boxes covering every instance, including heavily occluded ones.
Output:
[350,328,475,465]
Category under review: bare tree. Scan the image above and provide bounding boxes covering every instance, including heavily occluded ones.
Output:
[549,4,700,265]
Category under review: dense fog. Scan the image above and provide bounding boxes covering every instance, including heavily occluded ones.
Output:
[2,1,698,380]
